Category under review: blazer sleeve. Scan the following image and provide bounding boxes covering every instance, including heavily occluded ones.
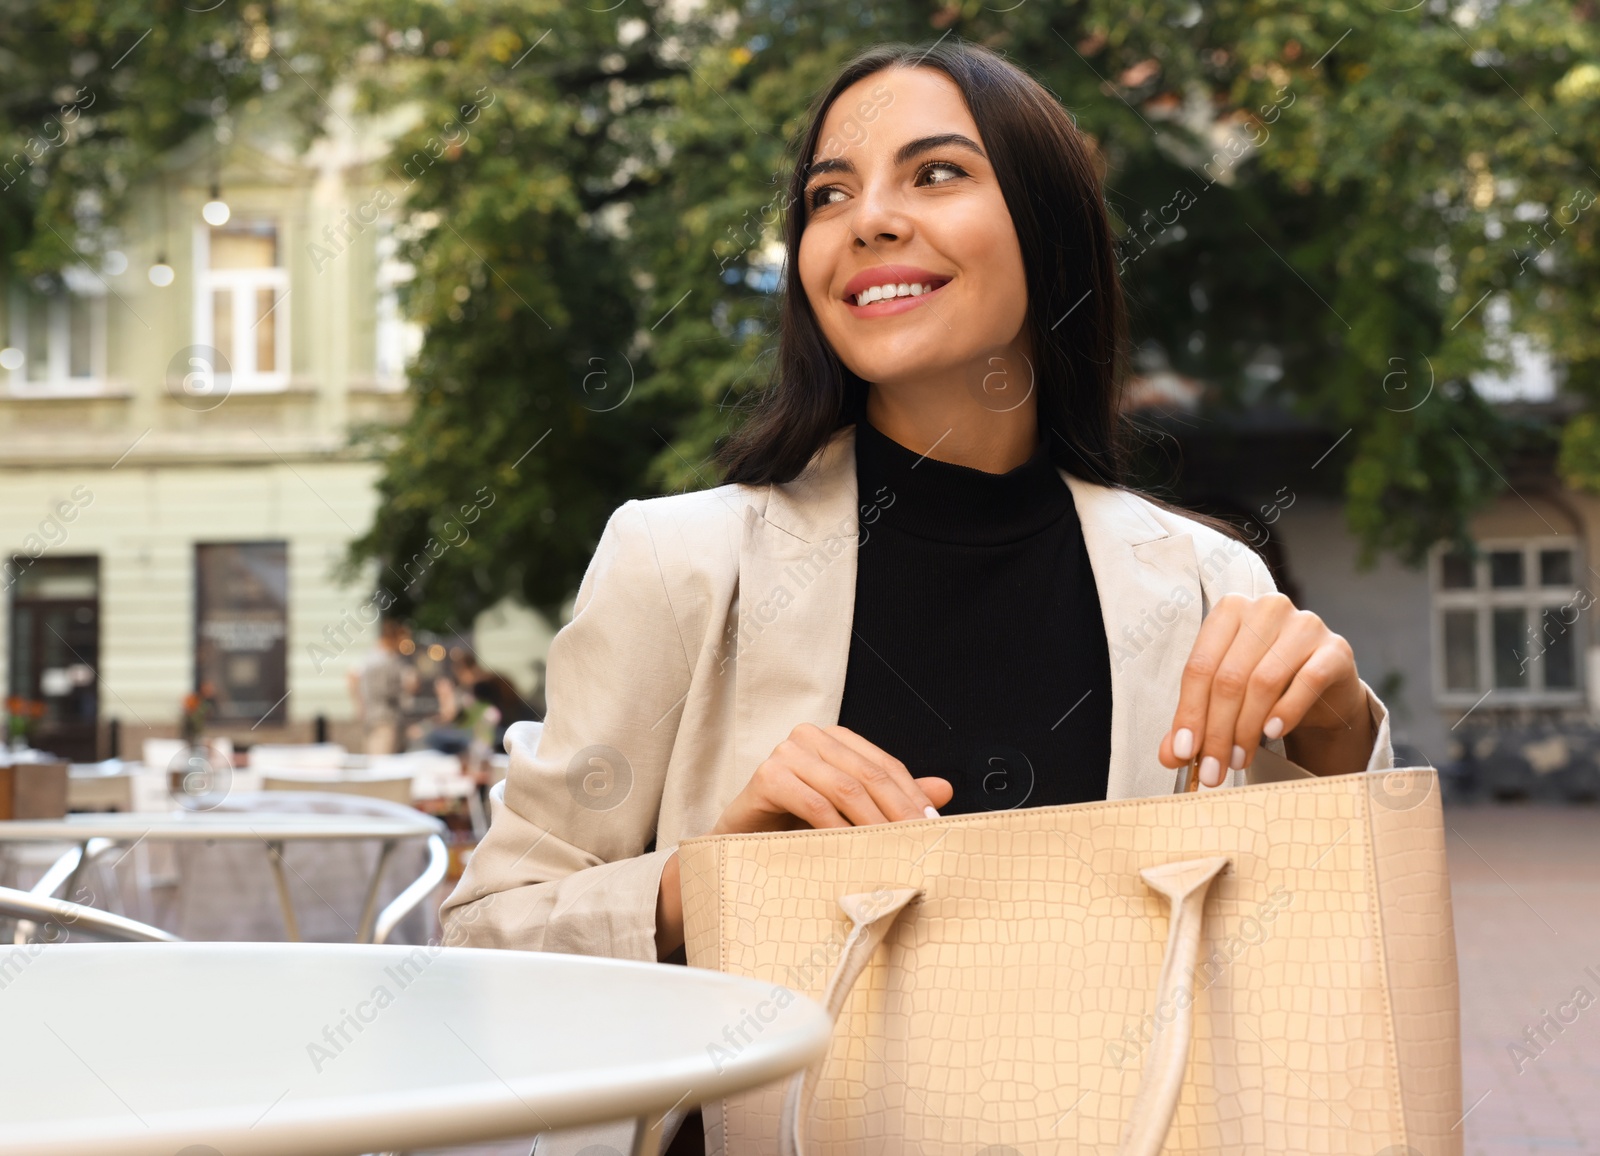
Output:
[438,499,693,961]
[1239,541,1395,774]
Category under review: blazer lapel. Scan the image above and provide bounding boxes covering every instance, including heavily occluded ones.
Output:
[732,427,860,781]
[727,430,1203,804]
[1065,476,1204,800]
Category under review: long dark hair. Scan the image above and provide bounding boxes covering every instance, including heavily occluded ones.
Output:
[716,40,1130,487]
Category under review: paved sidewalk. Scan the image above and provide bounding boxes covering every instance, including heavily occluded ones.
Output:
[1449,804,1600,1155]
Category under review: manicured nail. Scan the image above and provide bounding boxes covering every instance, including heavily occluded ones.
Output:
[924,806,940,820]
[1172,727,1195,760]
[1263,717,1284,740]
[1230,745,1247,771]
[1199,756,1221,787]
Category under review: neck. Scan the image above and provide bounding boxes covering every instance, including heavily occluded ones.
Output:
[862,331,1040,473]
[865,380,1038,475]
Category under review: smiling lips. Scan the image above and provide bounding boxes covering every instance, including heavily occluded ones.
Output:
[842,264,952,316]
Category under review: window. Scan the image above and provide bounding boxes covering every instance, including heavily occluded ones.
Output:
[193,221,289,391]
[195,542,289,725]
[5,272,107,392]
[1432,538,1587,705]
[374,226,421,386]
[1471,294,1557,403]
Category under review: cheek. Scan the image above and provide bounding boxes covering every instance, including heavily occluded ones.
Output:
[796,231,824,299]
[941,201,1029,320]
[797,227,842,322]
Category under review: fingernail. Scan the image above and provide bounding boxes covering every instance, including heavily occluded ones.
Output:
[1230,745,1247,771]
[1199,756,1221,787]
[1172,727,1194,760]
[1263,717,1284,740]
[924,806,940,820]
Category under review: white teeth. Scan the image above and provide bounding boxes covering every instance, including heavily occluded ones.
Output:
[853,280,939,306]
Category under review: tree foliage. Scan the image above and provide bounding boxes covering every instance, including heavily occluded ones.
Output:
[7,0,1600,618]
[0,0,331,279]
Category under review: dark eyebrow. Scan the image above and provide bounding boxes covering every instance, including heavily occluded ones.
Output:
[804,133,987,181]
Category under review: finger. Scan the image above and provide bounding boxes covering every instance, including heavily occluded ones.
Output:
[763,766,852,829]
[1263,638,1358,740]
[826,725,906,775]
[1198,597,1294,786]
[827,725,920,797]
[1163,595,1244,770]
[788,747,894,827]
[815,726,932,819]
[914,776,954,811]
[1231,614,1322,768]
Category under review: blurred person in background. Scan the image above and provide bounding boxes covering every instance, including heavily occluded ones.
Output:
[421,646,480,756]
[423,646,535,757]
[347,617,409,755]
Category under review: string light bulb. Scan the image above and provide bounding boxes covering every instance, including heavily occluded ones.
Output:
[202,182,231,226]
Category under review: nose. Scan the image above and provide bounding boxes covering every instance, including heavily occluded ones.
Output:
[848,178,912,249]
[852,223,900,247]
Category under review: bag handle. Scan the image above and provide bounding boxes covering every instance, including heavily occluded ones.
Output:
[1118,855,1230,1155]
[779,887,921,1156]
[777,856,1229,1156]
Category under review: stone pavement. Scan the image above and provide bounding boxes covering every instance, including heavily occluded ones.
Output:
[1449,804,1600,1155]
[419,803,1600,1156]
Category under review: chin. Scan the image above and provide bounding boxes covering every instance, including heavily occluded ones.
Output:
[835,338,949,384]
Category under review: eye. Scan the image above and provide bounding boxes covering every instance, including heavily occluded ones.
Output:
[807,184,846,211]
[915,160,968,186]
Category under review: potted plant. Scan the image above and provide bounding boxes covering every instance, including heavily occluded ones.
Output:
[171,684,229,809]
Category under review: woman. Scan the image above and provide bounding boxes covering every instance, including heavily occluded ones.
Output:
[441,39,1391,1154]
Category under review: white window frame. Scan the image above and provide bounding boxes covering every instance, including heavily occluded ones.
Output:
[5,275,108,394]
[373,224,420,389]
[1431,536,1588,708]
[193,222,290,392]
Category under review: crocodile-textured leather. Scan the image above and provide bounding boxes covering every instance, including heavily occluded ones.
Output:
[680,769,1462,1156]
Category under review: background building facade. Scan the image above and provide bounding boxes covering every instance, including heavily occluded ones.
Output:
[2,110,553,760]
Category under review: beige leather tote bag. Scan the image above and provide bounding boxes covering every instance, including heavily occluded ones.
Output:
[679,766,1461,1156]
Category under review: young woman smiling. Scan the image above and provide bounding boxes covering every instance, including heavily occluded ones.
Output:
[442,40,1392,1153]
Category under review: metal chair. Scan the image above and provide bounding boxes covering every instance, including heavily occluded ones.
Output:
[372,832,448,945]
[19,794,449,945]
[261,769,415,806]
[164,792,447,944]
[0,883,178,943]
[5,836,446,948]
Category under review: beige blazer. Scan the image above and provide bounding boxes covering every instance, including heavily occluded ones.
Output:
[439,424,1393,960]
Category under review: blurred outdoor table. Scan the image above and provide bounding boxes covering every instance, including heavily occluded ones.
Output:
[0,805,444,943]
[246,747,477,804]
[0,808,442,843]
[66,761,138,812]
[0,942,831,1156]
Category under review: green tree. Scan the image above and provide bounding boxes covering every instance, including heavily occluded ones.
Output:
[631,0,1598,566]
[0,0,332,279]
[12,1,1599,616]
[328,0,713,625]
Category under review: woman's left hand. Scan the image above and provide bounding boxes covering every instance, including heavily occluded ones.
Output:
[1157,593,1375,787]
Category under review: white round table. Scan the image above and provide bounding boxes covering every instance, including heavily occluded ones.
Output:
[0,943,832,1156]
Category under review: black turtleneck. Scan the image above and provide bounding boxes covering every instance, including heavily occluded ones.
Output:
[835,417,1113,814]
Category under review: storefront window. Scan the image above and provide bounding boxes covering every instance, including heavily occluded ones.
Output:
[195,542,288,724]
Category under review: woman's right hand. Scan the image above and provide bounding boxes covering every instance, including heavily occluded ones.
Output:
[657,723,951,960]
[710,723,952,835]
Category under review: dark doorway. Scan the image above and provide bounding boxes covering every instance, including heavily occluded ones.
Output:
[8,556,100,762]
